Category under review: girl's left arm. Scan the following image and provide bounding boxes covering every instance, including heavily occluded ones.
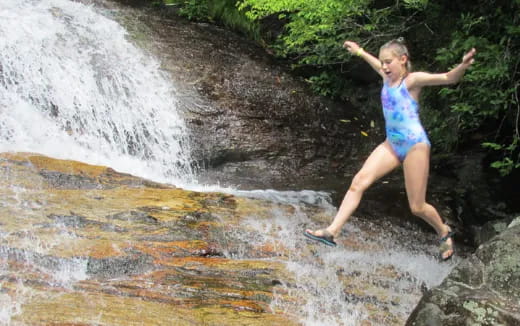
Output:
[408,48,476,88]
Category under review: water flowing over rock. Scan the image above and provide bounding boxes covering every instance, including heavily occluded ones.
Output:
[0,153,295,325]
[0,153,455,325]
[0,0,196,186]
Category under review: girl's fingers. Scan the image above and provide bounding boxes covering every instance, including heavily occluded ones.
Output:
[343,41,358,54]
[462,48,476,65]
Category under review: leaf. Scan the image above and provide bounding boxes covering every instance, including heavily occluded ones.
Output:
[481,142,502,150]
[361,131,368,137]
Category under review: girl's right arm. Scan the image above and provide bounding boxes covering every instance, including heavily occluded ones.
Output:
[343,41,384,78]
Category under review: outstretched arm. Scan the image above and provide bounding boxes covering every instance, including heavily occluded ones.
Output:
[343,41,384,78]
[408,48,477,88]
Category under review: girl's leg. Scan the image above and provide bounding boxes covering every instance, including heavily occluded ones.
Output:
[307,141,400,238]
[402,143,453,258]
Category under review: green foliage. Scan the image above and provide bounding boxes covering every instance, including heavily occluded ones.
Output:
[166,0,260,39]
[306,72,344,98]
[236,0,433,63]
[402,0,428,10]
[238,0,388,64]
[170,0,209,20]
[424,3,520,175]
[483,139,520,176]
[237,0,519,175]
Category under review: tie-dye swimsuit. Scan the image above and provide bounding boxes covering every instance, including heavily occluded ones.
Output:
[381,80,430,161]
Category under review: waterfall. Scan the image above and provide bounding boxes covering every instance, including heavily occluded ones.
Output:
[0,0,195,186]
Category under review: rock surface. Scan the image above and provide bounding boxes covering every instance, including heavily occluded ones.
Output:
[0,152,300,325]
[116,2,379,192]
[406,216,520,326]
[1,152,443,325]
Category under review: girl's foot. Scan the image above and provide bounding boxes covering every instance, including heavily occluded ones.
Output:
[304,229,337,247]
[439,225,455,260]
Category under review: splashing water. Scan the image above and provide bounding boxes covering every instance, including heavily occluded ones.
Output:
[0,0,195,186]
[222,189,458,325]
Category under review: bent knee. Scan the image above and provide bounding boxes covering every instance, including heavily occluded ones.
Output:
[350,172,373,192]
[409,203,426,216]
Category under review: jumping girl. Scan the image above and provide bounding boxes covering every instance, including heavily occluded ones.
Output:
[304,38,476,260]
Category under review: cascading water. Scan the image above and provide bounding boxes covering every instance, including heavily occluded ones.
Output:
[0,0,196,323]
[223,191,456,325]
[0,1,458,325]
[0,0,195,186]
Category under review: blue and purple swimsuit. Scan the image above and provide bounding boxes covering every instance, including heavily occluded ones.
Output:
[381,80,430,161]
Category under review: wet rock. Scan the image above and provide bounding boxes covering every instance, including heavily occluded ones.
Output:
[0,153,301,325]
[471,218,510,247]
[87,253,155,279]
[410,303,444,326]
[113,2,376,192]
[1,152,459,325]
[406,216,520,326]
[431,152,518,242]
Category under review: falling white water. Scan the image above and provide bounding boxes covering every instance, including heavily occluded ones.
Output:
[0,0,195,186]
[0,1,195,323]
[223,190,458,326]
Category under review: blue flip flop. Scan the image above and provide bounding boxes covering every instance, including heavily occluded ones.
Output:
[304,229,337,247]
[439,230,455,261]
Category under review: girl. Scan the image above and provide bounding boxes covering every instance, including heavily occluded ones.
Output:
[304,38,476,260]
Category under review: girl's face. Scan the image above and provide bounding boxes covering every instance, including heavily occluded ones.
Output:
[379,48,407,83]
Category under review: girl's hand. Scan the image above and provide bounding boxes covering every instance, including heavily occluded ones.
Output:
[343,41,360,55]
[462,48,476,65]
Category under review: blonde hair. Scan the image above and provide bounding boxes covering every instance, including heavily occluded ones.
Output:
[380,37,412,72]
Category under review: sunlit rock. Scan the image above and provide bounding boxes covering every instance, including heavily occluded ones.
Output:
[0,153,298,325]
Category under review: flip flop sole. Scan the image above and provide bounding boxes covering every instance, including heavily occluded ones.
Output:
[303,231,337,247]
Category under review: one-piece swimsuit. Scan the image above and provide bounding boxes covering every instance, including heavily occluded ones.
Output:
[380,79,430,161]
